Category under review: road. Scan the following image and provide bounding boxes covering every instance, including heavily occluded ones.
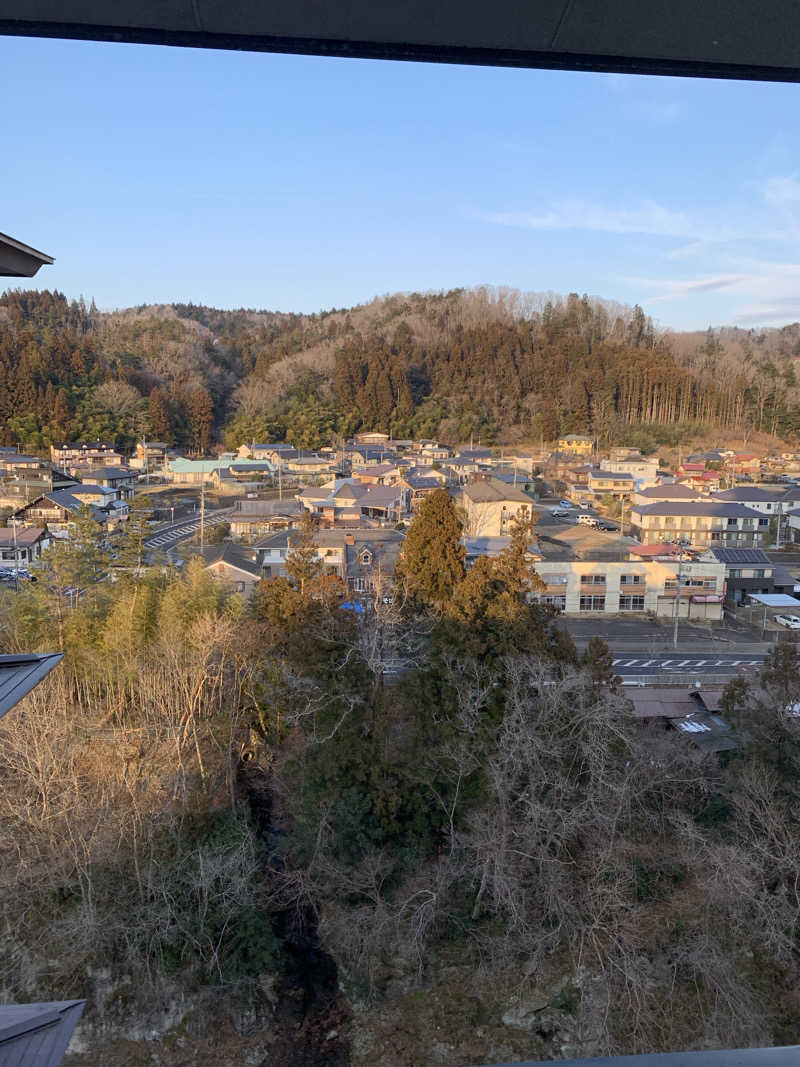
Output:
[611,652,766,678]
[144,510,232,550]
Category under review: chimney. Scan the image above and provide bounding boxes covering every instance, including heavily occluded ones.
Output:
[344,533,355,546]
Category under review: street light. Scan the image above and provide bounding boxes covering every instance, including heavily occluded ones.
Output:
[672,539,691,649]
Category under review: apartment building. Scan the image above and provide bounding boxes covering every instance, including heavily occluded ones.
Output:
[557,434,594,455]
[456,478,533,537]
[535,558,725,620]
[630,501,768,548]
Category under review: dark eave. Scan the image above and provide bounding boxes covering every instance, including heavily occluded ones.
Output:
[0,652,64,719]
[0,230,54,277]
[0,2,800,83]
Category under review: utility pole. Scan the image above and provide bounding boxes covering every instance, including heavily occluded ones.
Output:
[200,481,205,549]
[278,462,283,502]
[672,541,686,649]
[12,521,18,594]
[775,500,783,549]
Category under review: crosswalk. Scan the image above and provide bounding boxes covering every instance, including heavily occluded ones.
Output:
[145,513,230,549]
[611,656,764,672]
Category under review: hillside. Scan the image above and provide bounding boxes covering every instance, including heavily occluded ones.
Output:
[3,286,800,453]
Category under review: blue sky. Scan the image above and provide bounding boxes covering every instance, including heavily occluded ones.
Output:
[3,35,800,331]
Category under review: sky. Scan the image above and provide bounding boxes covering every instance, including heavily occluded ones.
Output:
[3,36,800,331]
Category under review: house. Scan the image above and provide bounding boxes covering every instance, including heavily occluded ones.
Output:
[534,557,725,619]
[79,466,137,500]
[240,442,298,464]
[463,535,541,567]
[358,484,409,522]
[713,486,784,515]
[51,440,122,467]
[284,454,338,478]
[228,498,303,540]
[456,478,533,537]
[297,480,369,525]
[133,441,172,472]
[705,547,795,606]
[557,434,594,455]
[0,527,49,568]
[351,464,399,485]
[630,501,768,548]
[199,543,263,595]
[626,688,737,754]
[602,456,659,482]
[402,474,448,510]
[210,462,275,494]
[587,470,636,499]
[354,431,390,445]
[419,442,452,463]
[632,483,703,507]
[11,487,124,532]
[255,527,404,596]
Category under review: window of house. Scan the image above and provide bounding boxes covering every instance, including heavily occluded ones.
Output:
[620,574,642,585]
[546,574,568,585]
[758,518,769,526]
[728,569,742,578]
[580,595,606,611]
[360,550,372,565]
[541,595,566,611]
[619,595,645,611]
[727,517,738,526]
[754,569,766,578]
[580,574,606,585]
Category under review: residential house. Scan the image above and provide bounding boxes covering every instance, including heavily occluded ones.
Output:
[239,442,298,464]
[630,500,768,548]
[418,442,451,463]
[534,557,725,620]
[297,480,368,525]
[351,464,401,485]
[603,456,659,483]
[51,441,122,467]
[354,431,390,445]
[587,469,636,500]
[79,466,137,500]
[632,483,703,507]
[456,477,533,537]
[11,486,125,532]
[402,475,442,510]
[199,544,263,596]
[626,688,737,754]
[133,441,172,472]
[0,527,49,568]
[344,444,396,467]
[359,484,409,522]
[463,535,541,567]
[284,454,338,479]
[713,486,784,514]
[228,498,303,540]
[705,547,795,606]
[678,468,722,493]
[255,527,404,596]
[557,434,594,455]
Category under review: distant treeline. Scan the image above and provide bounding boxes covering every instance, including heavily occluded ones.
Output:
[3,287,800,454]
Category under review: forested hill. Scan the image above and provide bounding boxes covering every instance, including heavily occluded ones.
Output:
[3,286,800,452]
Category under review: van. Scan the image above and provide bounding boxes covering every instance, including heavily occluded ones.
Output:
[577,513,598,527]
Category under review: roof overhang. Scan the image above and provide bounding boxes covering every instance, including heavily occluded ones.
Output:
[0,231,54,277]
[0,652,64,719]
[0,2,800,82]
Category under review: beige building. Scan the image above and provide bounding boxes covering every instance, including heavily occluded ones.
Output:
[557,434,594,455]
[631,501,768,548]
[535,557,725,620]
[457,479,533,537]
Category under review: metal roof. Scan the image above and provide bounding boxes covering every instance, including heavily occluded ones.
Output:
[710,548,773,565]
[0,230,54,278]
[0,1000,84,1066]
[0,653,64,720]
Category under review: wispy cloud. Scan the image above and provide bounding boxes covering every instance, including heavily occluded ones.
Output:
[485,200,695,238]
[483,199,750,242]
[763,176,800,204]
[645,274,752,302]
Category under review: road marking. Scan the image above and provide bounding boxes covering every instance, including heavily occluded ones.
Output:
[660,660,673,666]
[620,660,639,666]
[676,660,690,666]
[694,660,708,665]
[639,660,655,666]
[612,659,622,665]
[730,660,741,665]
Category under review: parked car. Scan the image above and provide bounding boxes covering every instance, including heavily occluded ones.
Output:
[596,520,618,531]
[577,514,599,527]
[774,614,800,629]
[558,499,574,509]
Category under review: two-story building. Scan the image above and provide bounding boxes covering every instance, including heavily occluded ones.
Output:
[704,547,795,606]
[534,557,725,620]
[587,469,636,500]
[456,478,533,537]
[0,527,49,569]
[255,527,404,596]
[630,501,768,549]
[557,434,594,456]
[79,466,137,500]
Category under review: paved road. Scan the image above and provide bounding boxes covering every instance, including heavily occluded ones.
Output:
[144,511,231,550]
[611,652,766,678]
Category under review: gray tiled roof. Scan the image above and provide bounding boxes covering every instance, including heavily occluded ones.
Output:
[0,653,64,720]
[632,501,763,518]
[714,487,783,502]
[0,1000,85,1065]
[710,548,772,565]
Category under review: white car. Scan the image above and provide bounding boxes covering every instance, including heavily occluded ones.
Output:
[774,614,800,629]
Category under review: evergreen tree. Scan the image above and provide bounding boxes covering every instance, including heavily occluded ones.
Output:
[148,386,173,442]
[395,489,465,610]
